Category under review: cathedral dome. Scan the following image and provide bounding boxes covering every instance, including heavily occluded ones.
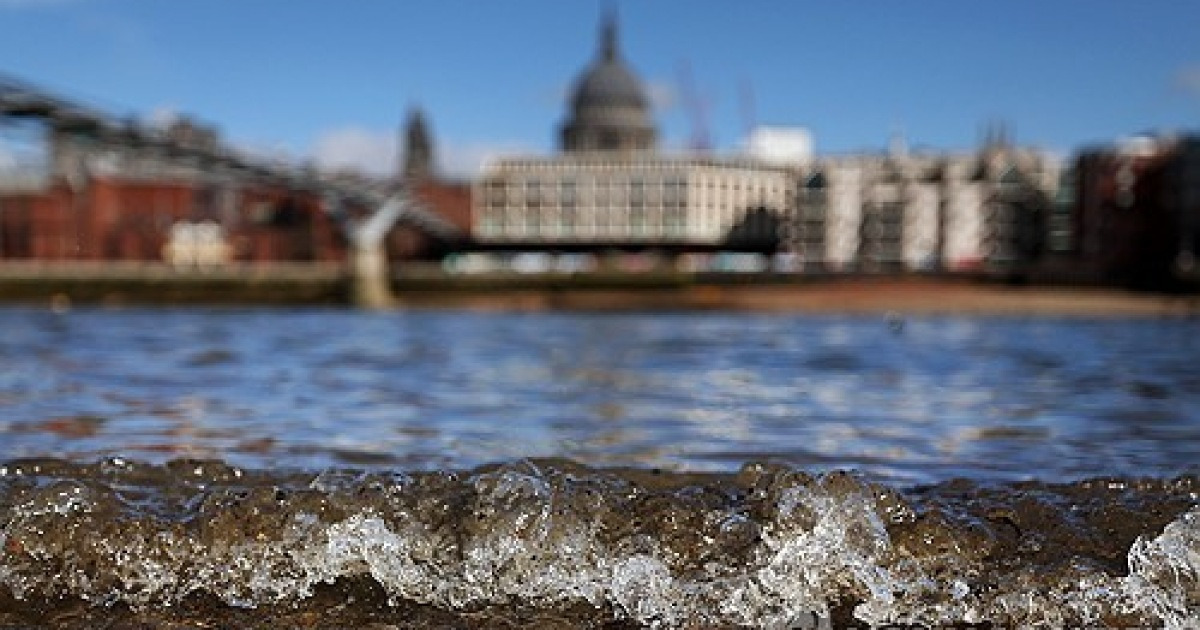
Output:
[571,50,648,113]
[560,15,656,153]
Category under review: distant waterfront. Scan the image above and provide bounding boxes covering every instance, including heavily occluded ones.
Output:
[0,260,1196,316]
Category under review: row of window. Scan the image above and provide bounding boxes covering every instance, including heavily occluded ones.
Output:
[483,178,787,208]
[482,205,688,228]
[479,214,691,239]
[788,224,1032,255]
[485,198,689,211]
[484,179,687,204]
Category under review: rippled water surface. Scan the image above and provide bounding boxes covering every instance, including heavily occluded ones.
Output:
[2,306,1197,484]
[2,306,1199,627]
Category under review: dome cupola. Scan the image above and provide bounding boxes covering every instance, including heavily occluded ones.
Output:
[560,13,657,153]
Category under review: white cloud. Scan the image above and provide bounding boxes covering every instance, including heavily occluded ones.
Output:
[311,127,397,176]
[143,105,181,131]
[742,126,814,165]
[439,142,539,180]
[309,126,535,181]
[231,139,301,166]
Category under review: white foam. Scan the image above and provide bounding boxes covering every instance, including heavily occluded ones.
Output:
[1125,506,1200,628]
[1,469,1197,627]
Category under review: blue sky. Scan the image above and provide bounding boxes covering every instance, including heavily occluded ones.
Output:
[2,0,1198,177]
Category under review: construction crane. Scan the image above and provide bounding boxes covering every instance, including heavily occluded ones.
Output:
[676,61,712,155]
[739,77,757,141]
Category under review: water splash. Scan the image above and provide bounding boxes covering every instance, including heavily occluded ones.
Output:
[0,459,1196,627]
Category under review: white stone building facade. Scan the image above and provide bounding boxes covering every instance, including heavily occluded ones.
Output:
[788,148,1062,272]
[475,155,793,248]
[468,13,1065,274]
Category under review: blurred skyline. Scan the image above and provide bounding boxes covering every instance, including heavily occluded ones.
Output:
[2,0,1198,177]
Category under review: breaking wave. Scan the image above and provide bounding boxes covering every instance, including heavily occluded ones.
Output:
[0,458,1197,627]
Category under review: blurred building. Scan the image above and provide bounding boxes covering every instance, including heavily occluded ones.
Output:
[0,76,466,267]
[788,134,1061,274]
[1058,133,1200,288]
[399,108,435,183]
[1168,136,1200,284]
[475,14,792,253]
[0,114,346,263]
[473,15,1066,275]
[477,155,791,251]
[390,106,472,260]
[559,15,657,154]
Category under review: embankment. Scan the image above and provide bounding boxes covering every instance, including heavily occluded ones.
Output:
[0,262,1196,315]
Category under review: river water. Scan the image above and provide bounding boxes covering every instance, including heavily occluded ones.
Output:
[0,306,1197,627]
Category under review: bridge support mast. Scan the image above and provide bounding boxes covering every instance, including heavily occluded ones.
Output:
[351,242,395,309]
[343,193,422,309]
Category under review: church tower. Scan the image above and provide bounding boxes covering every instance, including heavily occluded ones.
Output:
[400,107,435,182]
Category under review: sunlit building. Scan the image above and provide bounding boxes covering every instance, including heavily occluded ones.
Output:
[474,15,1063,273]
[391,106,473,260]
[477,156,792,250]
[1063,133,1200,287]
[558,17,657,154]
[790,137,1062,273]
[474,14,793,253]
[0,110,345,263]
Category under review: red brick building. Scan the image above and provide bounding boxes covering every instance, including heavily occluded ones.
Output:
[384,180,472,261]
[1069,134,1200,289]
[0,177,347,264]
[386,107,473,262]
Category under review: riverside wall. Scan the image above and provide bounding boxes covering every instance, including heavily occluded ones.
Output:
[0,262,349,306]
[0,262,1196,315]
